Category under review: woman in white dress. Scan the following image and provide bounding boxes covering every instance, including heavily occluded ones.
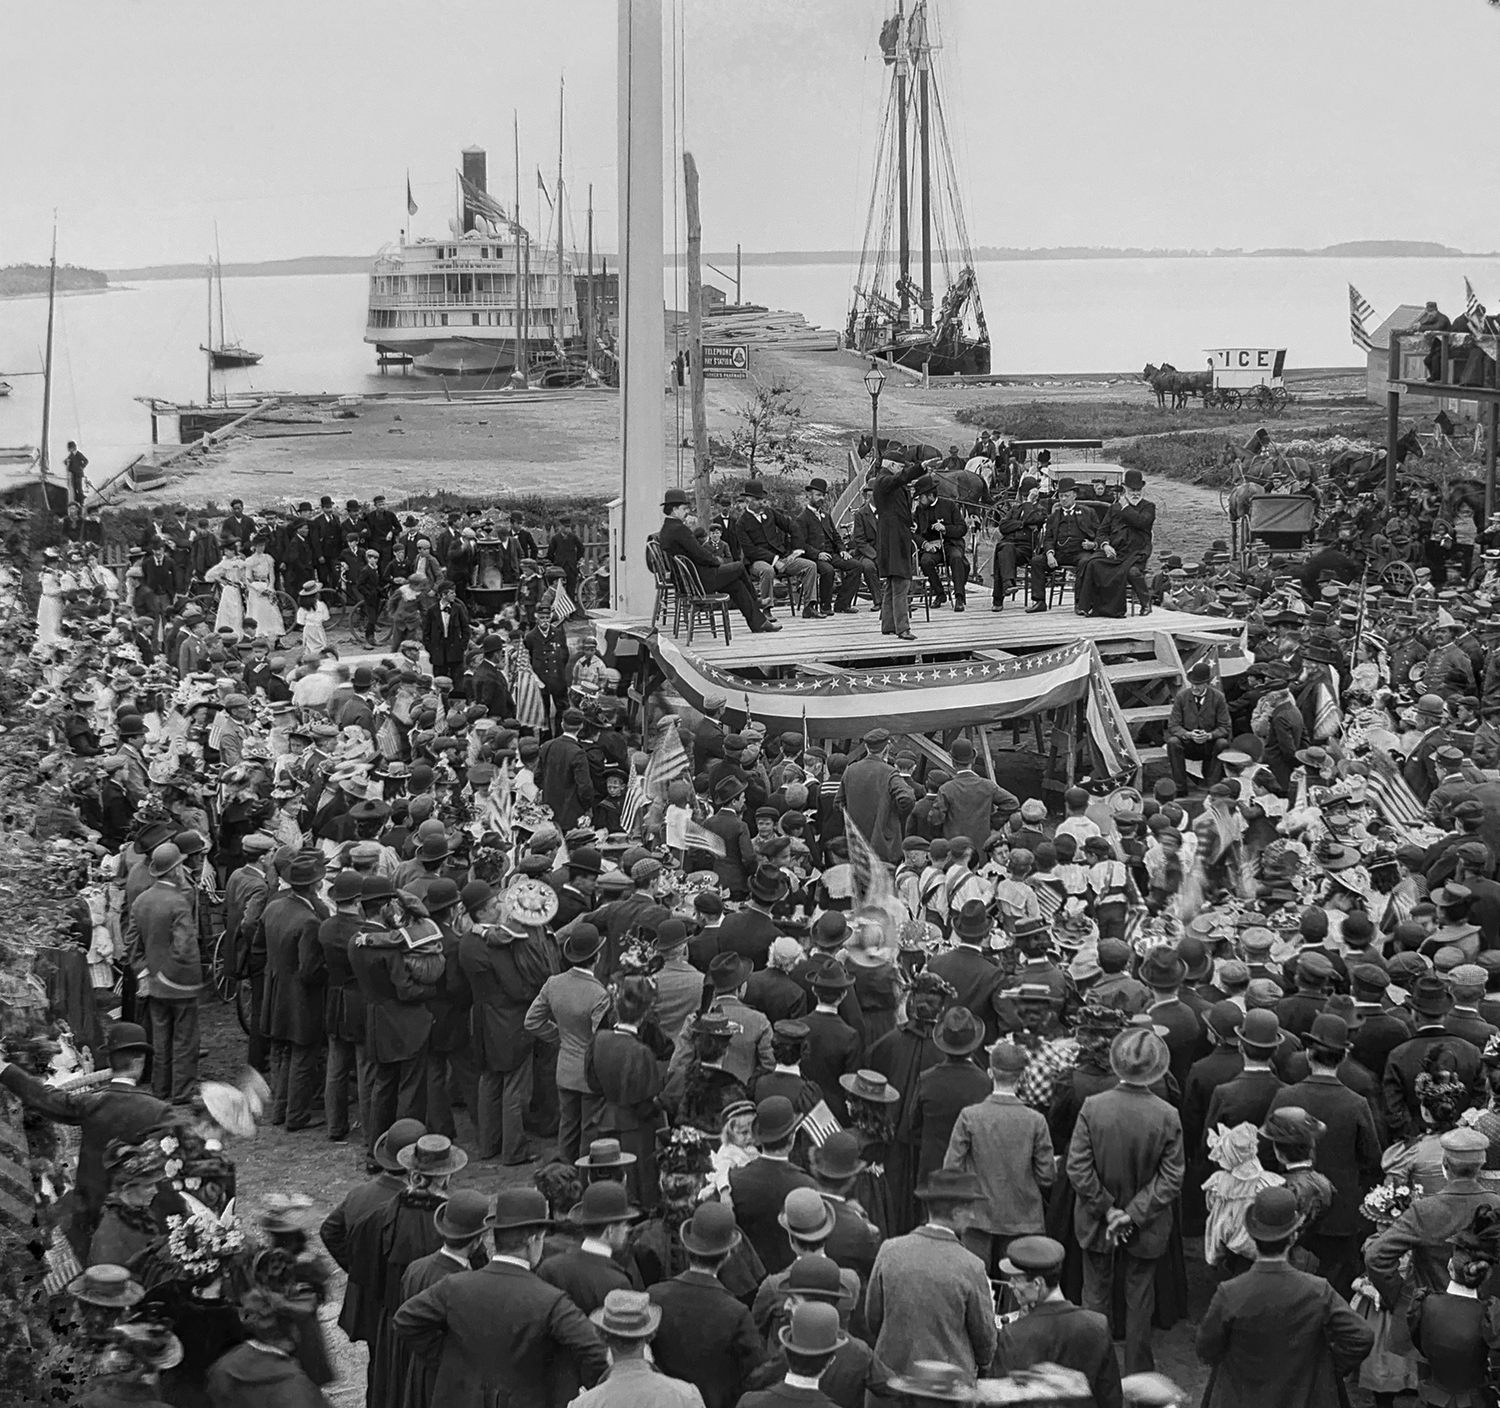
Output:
[34,546,66,648]
[243,534,284,641]
[295,580,330,660]
[203,538,247,636]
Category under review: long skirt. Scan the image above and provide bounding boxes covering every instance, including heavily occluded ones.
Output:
[1075,552,1145,619]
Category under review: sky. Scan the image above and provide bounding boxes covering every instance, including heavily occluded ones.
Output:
[4,0,1500,270]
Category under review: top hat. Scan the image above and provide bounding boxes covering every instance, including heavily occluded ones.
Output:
[433,1189,493,1241]
[678,1202,742,1258]
[592,1289,662,1340]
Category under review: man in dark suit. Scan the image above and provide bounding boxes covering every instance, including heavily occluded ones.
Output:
[693,693,729,776]
[648,1203,768,1408]
[138,540,182,623]
[423,580,472,689]
[994,1236,1122,1408]
[1027,478,1098,613]
[1202,1010,1285,1149]
[1348,964,1412,1080]
[728,1097,818,1275]
[1267,1014,1383,1300]
[744,939,811,1025]
[808,1131,884,1300]
[914,480,971,610]
[800,965,863,1123]
[794,479,860,616]
[394,1187,608,1408]
[536,709,596,832]
[1197,1186,1373,1408]
[260,857,330,1131]
[736,480,819,618]
[1258,686,1306,794]
[1138,946,1208,1096]
[1179,1003,1247,1184]
[320,1118,427,1342]
[847,481,882,611]
[908,1006,992,1185]
[926,902,1005,1046]
[1165,662,1233,790]
[737,1300,844,1408]
[658,488,776,634]
[309,496,345,586]
[1382,974,1484,1140]
[838,729,914,865]
[0,1022,168,1258]
[537,1181,638,1316]
[715,864,785,968]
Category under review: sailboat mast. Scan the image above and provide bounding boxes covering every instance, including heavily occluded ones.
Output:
[586,183,595,369]
[214,222,226,353]
[917,4,932,332]
[514,111,526,384]
[896,0,909,321]
[39,221,57,486]
[557,77,566,355]
[206,261,214,403]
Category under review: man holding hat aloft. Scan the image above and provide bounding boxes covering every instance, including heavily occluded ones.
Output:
[659,486,779,634]
[868,453,929,640]
[994,1235,1122,1408]
[0,1021,168,1259]
[573,1289,705,1408]
[1196,1186,1373,1408]
[942,1040,1055,1273]
[1065,1027,1183,1374]
[395,1186,608,1408]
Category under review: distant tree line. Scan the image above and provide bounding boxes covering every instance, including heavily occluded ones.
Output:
[0,263,109,297]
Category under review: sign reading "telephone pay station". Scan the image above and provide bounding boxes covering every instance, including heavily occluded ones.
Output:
[701,344,750,378]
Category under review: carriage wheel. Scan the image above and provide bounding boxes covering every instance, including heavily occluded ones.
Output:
[1222,388,1242,410]
[1254,385,1274,411]
[1380,560,1418,597]
[1202,389,1219,409]
[1271,386,1291,412]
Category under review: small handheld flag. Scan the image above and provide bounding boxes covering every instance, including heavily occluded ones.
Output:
[1349,283,1376,353]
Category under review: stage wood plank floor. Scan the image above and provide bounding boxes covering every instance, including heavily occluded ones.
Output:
[594,595,1242,674]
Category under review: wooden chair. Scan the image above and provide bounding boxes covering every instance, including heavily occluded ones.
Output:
[645,537,677,630]
[670,556,733,645]
[1046,561,1079,608]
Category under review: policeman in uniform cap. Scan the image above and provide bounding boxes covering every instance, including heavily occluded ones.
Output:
[994,1235,1123,1408]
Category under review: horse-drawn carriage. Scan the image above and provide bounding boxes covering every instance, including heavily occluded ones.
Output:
[1203,347,1290,413]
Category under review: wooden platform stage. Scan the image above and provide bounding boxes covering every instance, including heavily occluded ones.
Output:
[594,594,1242,675]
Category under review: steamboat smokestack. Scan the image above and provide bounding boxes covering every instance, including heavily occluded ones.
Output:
[461,146,487,232]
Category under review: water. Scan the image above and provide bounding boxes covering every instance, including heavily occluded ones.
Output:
[3,254,1498,482]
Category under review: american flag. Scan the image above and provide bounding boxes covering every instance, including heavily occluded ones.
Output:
[1349,284,1377,353]
[550,582,576,624]
[459,171,520,234]
[1309,679,1340,742]
[1031,877,1065,923]
[620,768,649,837]
[682,817,728,857]
[505,645,548,731]
[800,1099,842,1147]
[842,810,895,906]
[1365,755,1427,837]
[643,718,691,797]
[1467,277,1491,333]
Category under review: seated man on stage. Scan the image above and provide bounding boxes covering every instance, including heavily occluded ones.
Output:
[849,479,883,611]
[1026,477,1098,614]
[793,478,861,616]
[1165,660,1231,791]
[734,479,820,618]
[1075,467,1156,618]
[915,479,971,610]
[991,490,1047,612]
[658,487,781,634]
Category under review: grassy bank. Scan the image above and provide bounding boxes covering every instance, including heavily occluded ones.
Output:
[955,399,1289,441]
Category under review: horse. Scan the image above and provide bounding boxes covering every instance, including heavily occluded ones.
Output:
[1327,426,1425,494]
[1143,362,1180,410]
[856,434,943,466]
[1445,477,1488,538]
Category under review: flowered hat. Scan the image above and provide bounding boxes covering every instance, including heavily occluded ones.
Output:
[502,878,560,928]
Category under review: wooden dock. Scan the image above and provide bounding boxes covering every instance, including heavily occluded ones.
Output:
[594,595,1242,674]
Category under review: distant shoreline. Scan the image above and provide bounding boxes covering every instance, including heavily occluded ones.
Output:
[104,239,1500,282]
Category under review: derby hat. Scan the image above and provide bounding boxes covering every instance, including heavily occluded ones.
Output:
[952,899,993,942]
[570,1180,642,1227]
[397,1133,469,1176]
[752,1095,801,1145]
[811,910,848,950]
[561,922,606,966]
[778,1187,837,1241]
[1244,1184,1304,1241]
[148,841,183,878]
[709,951,753,991]
[1138,945,1188,989]
[576,1137,638,1170]
[989,1041,1029,1075]
[1305,1013,1350,1054]
[663,486,693,510]
[424,878,463,914]
[1411,971,1456,1017]
[748,864,790,904]
[485,1186,553,1232]
[106,1022,152,1057]
[373,1118,428,1172]
[932,1006,985,1056]
[329,868,365,903]
[779,1300,848,1357]
[433,1189,493,1240]
[592,1288,662,1339]
[807,957,854,991]
[785,1253,849,1302]
[1260,1106,1328,1147]
[678,1202,742,1257]
[808,1129,868,1182]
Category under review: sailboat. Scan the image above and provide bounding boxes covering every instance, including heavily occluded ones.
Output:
[200,228,262,369]
[846,0,990,376]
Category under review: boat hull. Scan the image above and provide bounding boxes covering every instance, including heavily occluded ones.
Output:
[872,335,990,377]
[201,345,263,369]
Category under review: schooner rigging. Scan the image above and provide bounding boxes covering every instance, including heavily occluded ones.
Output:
[846,0,989,376]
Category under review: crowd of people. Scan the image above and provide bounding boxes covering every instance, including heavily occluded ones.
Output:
[11,468,1500,1408]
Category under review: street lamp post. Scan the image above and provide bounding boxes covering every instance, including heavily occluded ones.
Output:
[864,360,887,468]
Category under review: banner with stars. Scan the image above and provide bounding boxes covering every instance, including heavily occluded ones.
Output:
[654,633,1099,740]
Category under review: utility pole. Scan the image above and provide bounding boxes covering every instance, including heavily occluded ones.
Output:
[684,152,712,519]
[585,184,596,373]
